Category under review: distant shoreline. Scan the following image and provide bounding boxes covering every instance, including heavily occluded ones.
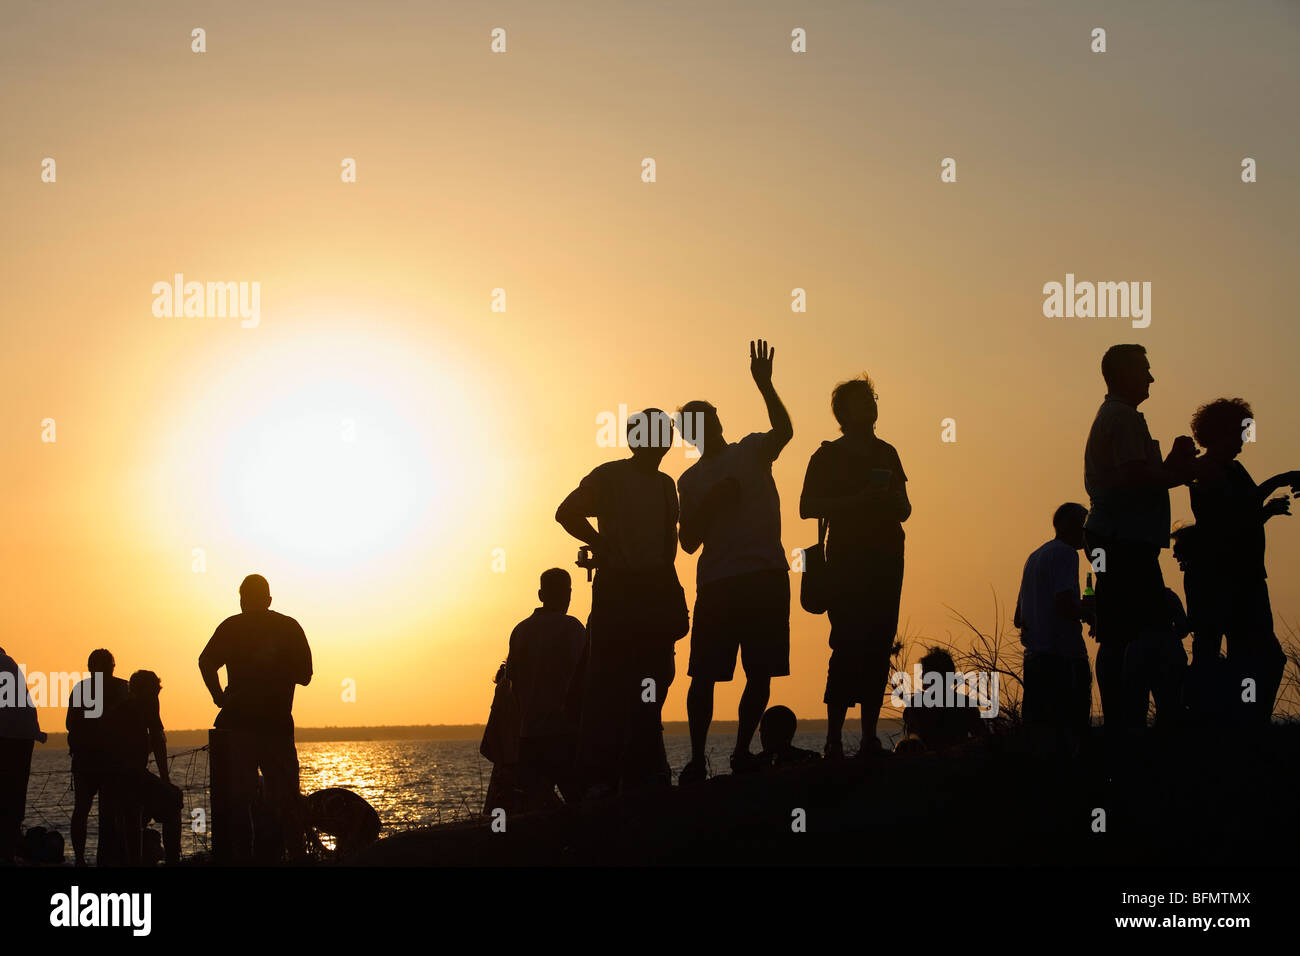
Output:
[34,718,904,749]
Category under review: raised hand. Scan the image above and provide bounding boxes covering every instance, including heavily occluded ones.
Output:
[750,339,775,388]
[1265,496,1292,518]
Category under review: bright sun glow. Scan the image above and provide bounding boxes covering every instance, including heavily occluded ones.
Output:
[151,324,485,580]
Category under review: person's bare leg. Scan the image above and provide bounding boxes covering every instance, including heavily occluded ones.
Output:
[826,702,847,753]
[71,788,93,866]
[736,675,770,756]
[860,704,882,751]
[686,678,714,763]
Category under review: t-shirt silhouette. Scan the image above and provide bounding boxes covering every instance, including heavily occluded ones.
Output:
[199,610,312,736]
[678,432,788,585]
[800,435,907,570]
[1190,460,1267,581]
[1084,395,1170,548]
[571,458,678,571]
[103,694,165,772]
[1015,538,1086,660]
[66,675,130,772]
[506,608,588,738]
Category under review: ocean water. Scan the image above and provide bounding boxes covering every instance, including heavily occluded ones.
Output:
[23,730,876,862]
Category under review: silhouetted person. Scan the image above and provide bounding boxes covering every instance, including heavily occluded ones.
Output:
[800,374,911,758]
[1014,503,1094,756]
[506,568,588,808]
[102,670,182,865]
[1153,585,1191,727]
[480,660,520,815]
[556,408,689,796]
[1171,524,1228,724]
[677,340,794,783]
[1188,397,1295,729]
[0,645,47,864]
[900,648,988,753]
[758,705,820,768]
[200,574,312,862]
[66,648,130,866]
[1083,345,1196,737]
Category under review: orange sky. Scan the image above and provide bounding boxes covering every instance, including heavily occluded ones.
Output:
[3,0,1299,730]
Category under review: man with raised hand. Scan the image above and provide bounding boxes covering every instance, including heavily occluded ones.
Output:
[677,340,793,783]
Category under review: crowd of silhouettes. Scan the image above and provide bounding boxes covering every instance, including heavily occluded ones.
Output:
[0,572,315,866]
[3,340,1296,860]
[481,339,1296,809]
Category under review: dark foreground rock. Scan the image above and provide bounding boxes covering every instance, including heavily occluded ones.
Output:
[353,724,1300,866]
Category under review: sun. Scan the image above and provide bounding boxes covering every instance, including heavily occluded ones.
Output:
[224,383,428,563]
[150,325,485,580]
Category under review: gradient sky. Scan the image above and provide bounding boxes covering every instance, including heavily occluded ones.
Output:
[3,0,1299,731]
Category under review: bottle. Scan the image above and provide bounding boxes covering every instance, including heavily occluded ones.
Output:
[1083,572,1095,596]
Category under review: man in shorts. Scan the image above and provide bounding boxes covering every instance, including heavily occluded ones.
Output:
[1082,345,1196,737]
[677,340,793,782]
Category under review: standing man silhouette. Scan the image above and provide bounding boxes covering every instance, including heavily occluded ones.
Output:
[66,648,129,866]
[677,340,793,783]
[200,574,312,862]
[1083,345,1196,737]
[1014,503,1094,756]
[556,410,689,797]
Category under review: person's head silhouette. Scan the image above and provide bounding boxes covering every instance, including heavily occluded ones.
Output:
[87,648,115,678]
[678,400,722,456]
[538,567,572,613]
[239,574,272,612]
[831,375,878,436]
[626,408,673,466]
[759,704,798,753]
[1191,397,1252,461]
[1053,502,1088,548]
[919,647,958,691]
[128,669,162,701]
[1101,344,1154,406]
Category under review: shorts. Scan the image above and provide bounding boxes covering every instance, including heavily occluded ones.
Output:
[823,558,904,706]
[688,569,790,681]
[73,767,106,802]
[1084,533,1166,646]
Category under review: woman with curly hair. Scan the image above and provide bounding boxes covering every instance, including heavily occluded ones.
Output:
[1188,397,1297,727]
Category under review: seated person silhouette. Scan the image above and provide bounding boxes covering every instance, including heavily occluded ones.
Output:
[900,648,988,753]
[758,705,820,769]
[506,568,589,809]
[102,670,183,865]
